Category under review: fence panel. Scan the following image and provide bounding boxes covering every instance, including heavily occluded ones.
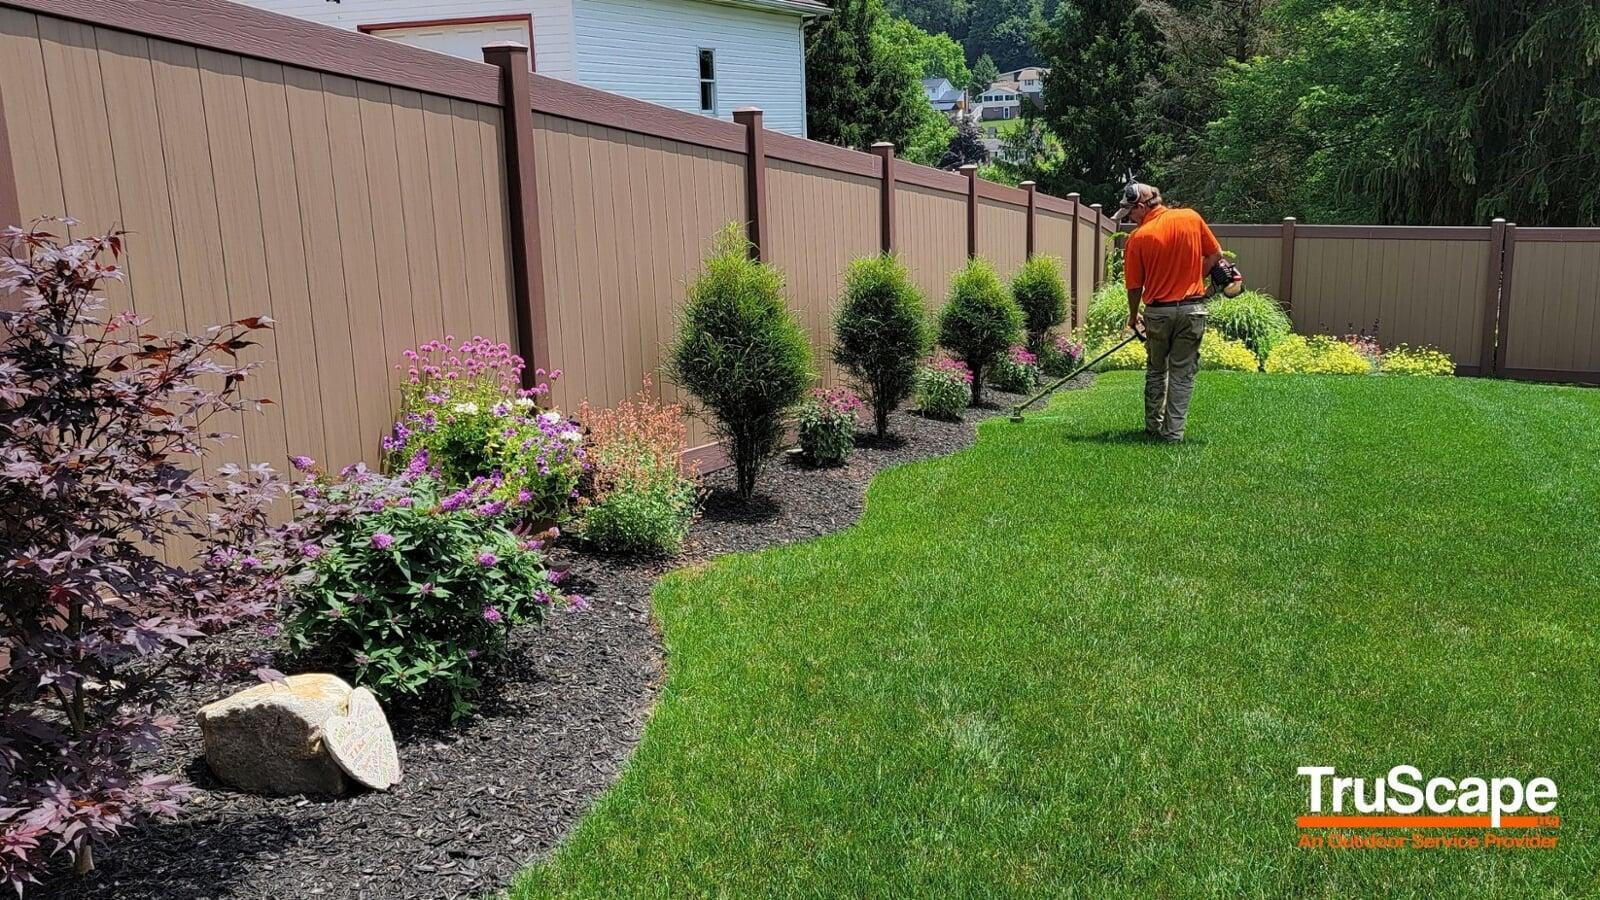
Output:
[895,182,968,314]
[1500,230,1600,382]
[0,7,516,471]
[1211,226,1283,302]
[767,159,881,388]
[1074,216,1097,323]
[1290,229,1490,371]
[1035,210,1074,321]
[530,113,746,449]
[975,197,1027,278]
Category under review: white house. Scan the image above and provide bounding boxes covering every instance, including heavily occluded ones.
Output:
[233,0,826,136]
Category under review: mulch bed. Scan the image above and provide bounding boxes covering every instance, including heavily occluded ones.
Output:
[40,380,1085,900]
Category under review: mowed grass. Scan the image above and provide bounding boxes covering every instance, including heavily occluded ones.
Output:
[515,372,1600,897]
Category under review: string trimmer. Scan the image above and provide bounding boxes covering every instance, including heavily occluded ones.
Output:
[1008,327,1146,423]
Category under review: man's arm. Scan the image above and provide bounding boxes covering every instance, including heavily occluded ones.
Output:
[1199,219,1223,279]
[1124,238,1144,331]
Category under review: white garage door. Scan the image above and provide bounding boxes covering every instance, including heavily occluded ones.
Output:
[366,17,532,64]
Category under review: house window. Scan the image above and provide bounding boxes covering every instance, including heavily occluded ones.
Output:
[698,49,716,113]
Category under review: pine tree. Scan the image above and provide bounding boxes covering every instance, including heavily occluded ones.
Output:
[968,53,1001,96]
[806,0,934,152]
[1035,0,1161,202]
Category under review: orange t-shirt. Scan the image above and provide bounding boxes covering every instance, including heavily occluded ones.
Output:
[1124,206,1221,303]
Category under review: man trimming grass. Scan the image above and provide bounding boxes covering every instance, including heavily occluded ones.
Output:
[516,373,1600,897]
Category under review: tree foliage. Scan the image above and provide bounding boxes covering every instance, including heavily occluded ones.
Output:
[807,0,949,160]
[833,255,930,438]
[1035,0,1162,202]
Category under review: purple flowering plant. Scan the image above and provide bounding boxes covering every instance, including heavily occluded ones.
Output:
[384,336,585,523]
[796,387,863,466]
[989,344,1042,394]
[914,357,974,421]
[271,459,574,722]
[0,224,293,891]
[1040,333,1085,377]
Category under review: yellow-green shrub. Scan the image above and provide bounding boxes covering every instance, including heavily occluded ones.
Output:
[1200,333,1260,372]
[1380,344,1455,376]
[1264,335,1373,375]
[1093,336,1147,370]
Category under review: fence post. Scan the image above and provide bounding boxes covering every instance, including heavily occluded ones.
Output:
[482,42,548,386]
[733,108,768,261]
[871,142,896,254]
[961,164,978,258]
[1022,180,1036,258]
[1478,218,1507,377]
[1066,192,1081,325]
[1090,203,1105,287]
[1493,222,1519,378]
[1279,216,1296,307]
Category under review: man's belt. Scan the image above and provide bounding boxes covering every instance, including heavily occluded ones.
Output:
[1147,295,1209,308]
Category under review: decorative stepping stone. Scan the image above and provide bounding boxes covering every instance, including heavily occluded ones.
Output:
[324,687,402,791]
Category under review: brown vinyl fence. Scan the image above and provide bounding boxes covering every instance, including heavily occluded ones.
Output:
[0,0,1116,473]
[1213,220,1600,383]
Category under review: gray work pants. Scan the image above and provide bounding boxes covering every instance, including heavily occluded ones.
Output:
[1143,303,1206,440]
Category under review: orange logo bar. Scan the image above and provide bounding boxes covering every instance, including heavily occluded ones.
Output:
[1298,815,1560,829]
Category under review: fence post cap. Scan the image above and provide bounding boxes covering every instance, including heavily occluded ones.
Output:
[1021,180,1037,188]
[1491,216,1507,224]
[481,41,529,53]
[732,107,764,115]
[871,141,895,149]
[1066,192,1081,199]
[1282,216,1297,222]
[958,163,979,172]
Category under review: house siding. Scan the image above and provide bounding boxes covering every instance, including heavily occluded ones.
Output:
[234,0,578,80]
[572,0,809,136]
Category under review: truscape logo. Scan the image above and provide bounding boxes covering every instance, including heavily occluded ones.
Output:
[1295,766,1561,850]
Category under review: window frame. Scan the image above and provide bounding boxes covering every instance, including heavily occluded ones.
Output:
[697,47,717,114]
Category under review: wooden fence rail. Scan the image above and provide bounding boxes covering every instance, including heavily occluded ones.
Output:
[0,0,1117,471]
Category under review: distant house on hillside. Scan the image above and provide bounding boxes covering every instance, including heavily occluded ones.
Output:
[234,0,828,136]
[998,66,1048,98]
[921,77,966,115]
[973,85,1021,122]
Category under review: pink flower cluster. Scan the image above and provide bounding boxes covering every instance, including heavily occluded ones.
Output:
[811,386,865,416]
[927,357,974,384]
[397,335,524,389]
[1341,333,1383,363]
[1008,345,1038,366]
[1053,334,1085,360]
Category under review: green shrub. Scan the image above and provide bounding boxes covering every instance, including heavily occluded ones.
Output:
[283,465,571,721]
[1381,344,1456,376]
[989,345,1041,393]
[915,358,972,420]
[1083,282,1133,348]
[668,224,812,500]
[1093,335,1147,371]
[832,254,929,438]
[1200,333,1261,372]
[1208,290,1292,360]
[1264,335,1374,375]
[1011,255,1068,353]
[937,258,1022,404]
[796,387,862,465]
[1208,290,1291,358]
[581,482,698,556]
[577,379,700,556]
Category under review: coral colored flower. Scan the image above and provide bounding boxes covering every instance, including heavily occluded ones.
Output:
[370,533,395,550]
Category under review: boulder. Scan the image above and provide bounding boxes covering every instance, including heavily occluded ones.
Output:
[197,673,353,796]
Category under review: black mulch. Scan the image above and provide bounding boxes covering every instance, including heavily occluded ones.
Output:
[39,379,1087,900]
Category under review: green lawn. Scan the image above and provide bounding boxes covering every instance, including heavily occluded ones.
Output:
[515,372,1600,897]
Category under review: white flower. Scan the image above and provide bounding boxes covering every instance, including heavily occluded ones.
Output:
[514,397,536,410]
[451,402,480,415]
[538,411,562,425]
[561,430,582,443]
